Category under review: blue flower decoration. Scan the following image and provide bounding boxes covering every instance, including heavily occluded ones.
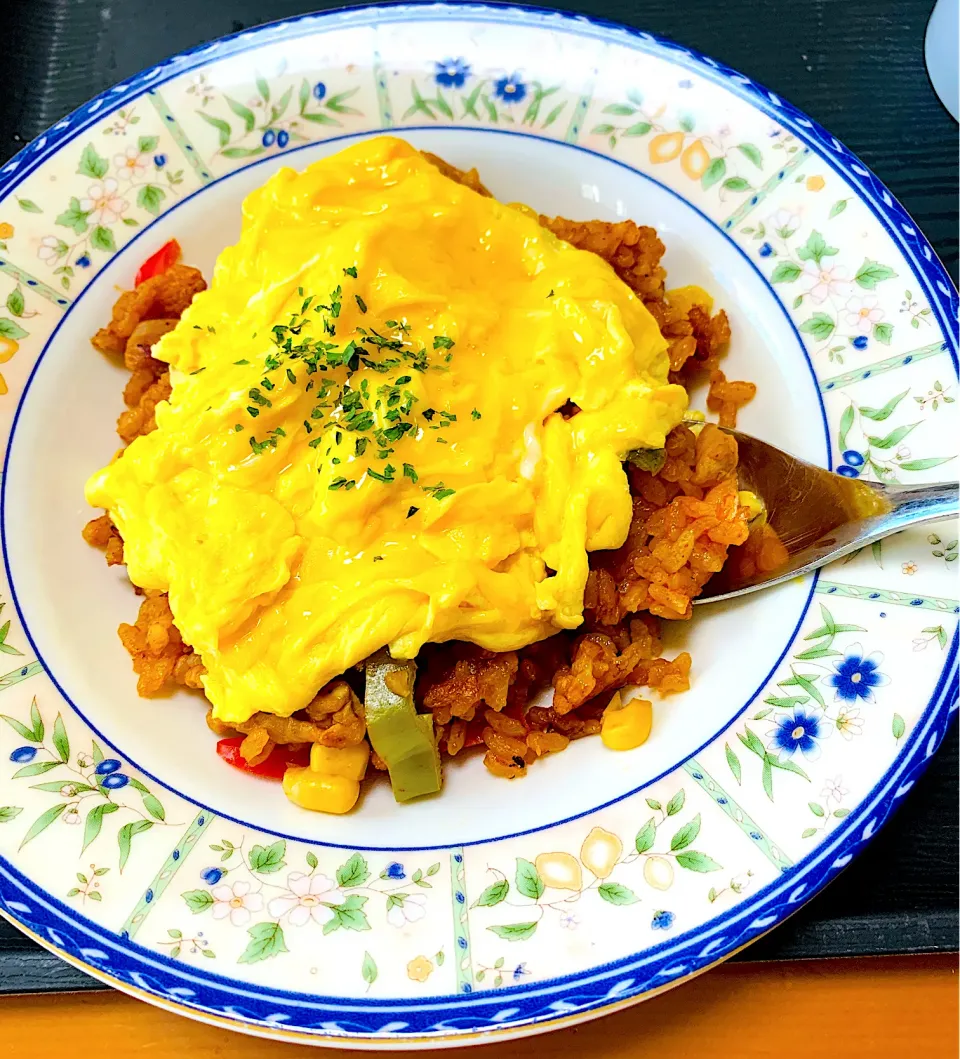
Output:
[262,129,276,148]
[771,706,828,760]
[651,910,675,930]
[201,867,223,885]
[513,962,530,981]
[313,82,326,101]
[842,449,865,467]
[95,759,122,775]
[827,647,889,704]
[277,130,289,149]
[758,242,773,258]
[75,255,91,268]
[153,153,167,168]
[493,74,527,105]
[851,335,868,350]
[383,861,405,880]
[9,746,36,764]
[678,79,694,89]
[101,773,129,790]
[434,58,471,89]
[836,464,860,479]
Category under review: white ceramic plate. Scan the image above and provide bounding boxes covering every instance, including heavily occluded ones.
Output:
[0,3,955,1048]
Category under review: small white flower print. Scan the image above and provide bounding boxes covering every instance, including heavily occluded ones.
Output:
[843,295,883,333]
[769,208,800,239]
[835,705,864,741]
[187,73,215,105]
[37,235,65,264]
[559,913,580,930]
[385,892,427,928]
[267,872,345,928]
[730,873,753,895]
[211,880,264,927]
[79,178,128,225]
[820,776,849,802]
[803,262,850,303]
[113,145,149,182]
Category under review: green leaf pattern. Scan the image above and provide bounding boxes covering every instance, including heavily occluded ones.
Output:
[725,593,903,843]
[836,389,954,483]
[514,858,545,900]
[754,200,902,364]
[238,922,288,964]
[404,76,563,131]
[594,96,764,193]
[480,791,722,942]
[38,134,188,289]
[192,75,364,163]
[3,699,169,870]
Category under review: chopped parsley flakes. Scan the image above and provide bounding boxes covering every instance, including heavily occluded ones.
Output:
[227,269,464,502]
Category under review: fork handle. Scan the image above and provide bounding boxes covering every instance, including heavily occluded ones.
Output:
[868,481,959,535]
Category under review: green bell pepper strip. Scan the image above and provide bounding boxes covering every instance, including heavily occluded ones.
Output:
[625,447,666,474]
[364,651,442,803]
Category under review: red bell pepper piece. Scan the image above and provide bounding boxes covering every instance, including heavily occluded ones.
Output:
[462,718,486,749]
[135,238,181,286]
[216,736,310,780]
[503,702,528,727]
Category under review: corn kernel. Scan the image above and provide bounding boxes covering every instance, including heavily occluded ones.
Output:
[601,695,653,751]
[738,489,766,525]
[666,284,714,317]
[282,766,360,814]
[681,409,706,426]
[310,742,370,781]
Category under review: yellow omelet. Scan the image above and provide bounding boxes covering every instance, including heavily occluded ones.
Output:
[86,137,687,725]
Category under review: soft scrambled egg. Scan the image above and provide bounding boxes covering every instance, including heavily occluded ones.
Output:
[86,137,687,724]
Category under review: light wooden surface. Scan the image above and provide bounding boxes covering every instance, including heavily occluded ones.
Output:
[2,955,956,1057]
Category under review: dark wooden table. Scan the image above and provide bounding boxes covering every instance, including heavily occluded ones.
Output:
[3,0,957,993]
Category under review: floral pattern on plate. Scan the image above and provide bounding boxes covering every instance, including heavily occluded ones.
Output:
[189,73,365,162]
[0,4,954,1046]
[2,698,172,873]
[737,169,942,375]
[10,122,204,297]
[400,59,569,132]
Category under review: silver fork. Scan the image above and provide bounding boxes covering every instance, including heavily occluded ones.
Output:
[695,429,958,603]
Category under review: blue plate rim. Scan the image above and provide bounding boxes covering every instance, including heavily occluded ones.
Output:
[0,0,955,1042]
